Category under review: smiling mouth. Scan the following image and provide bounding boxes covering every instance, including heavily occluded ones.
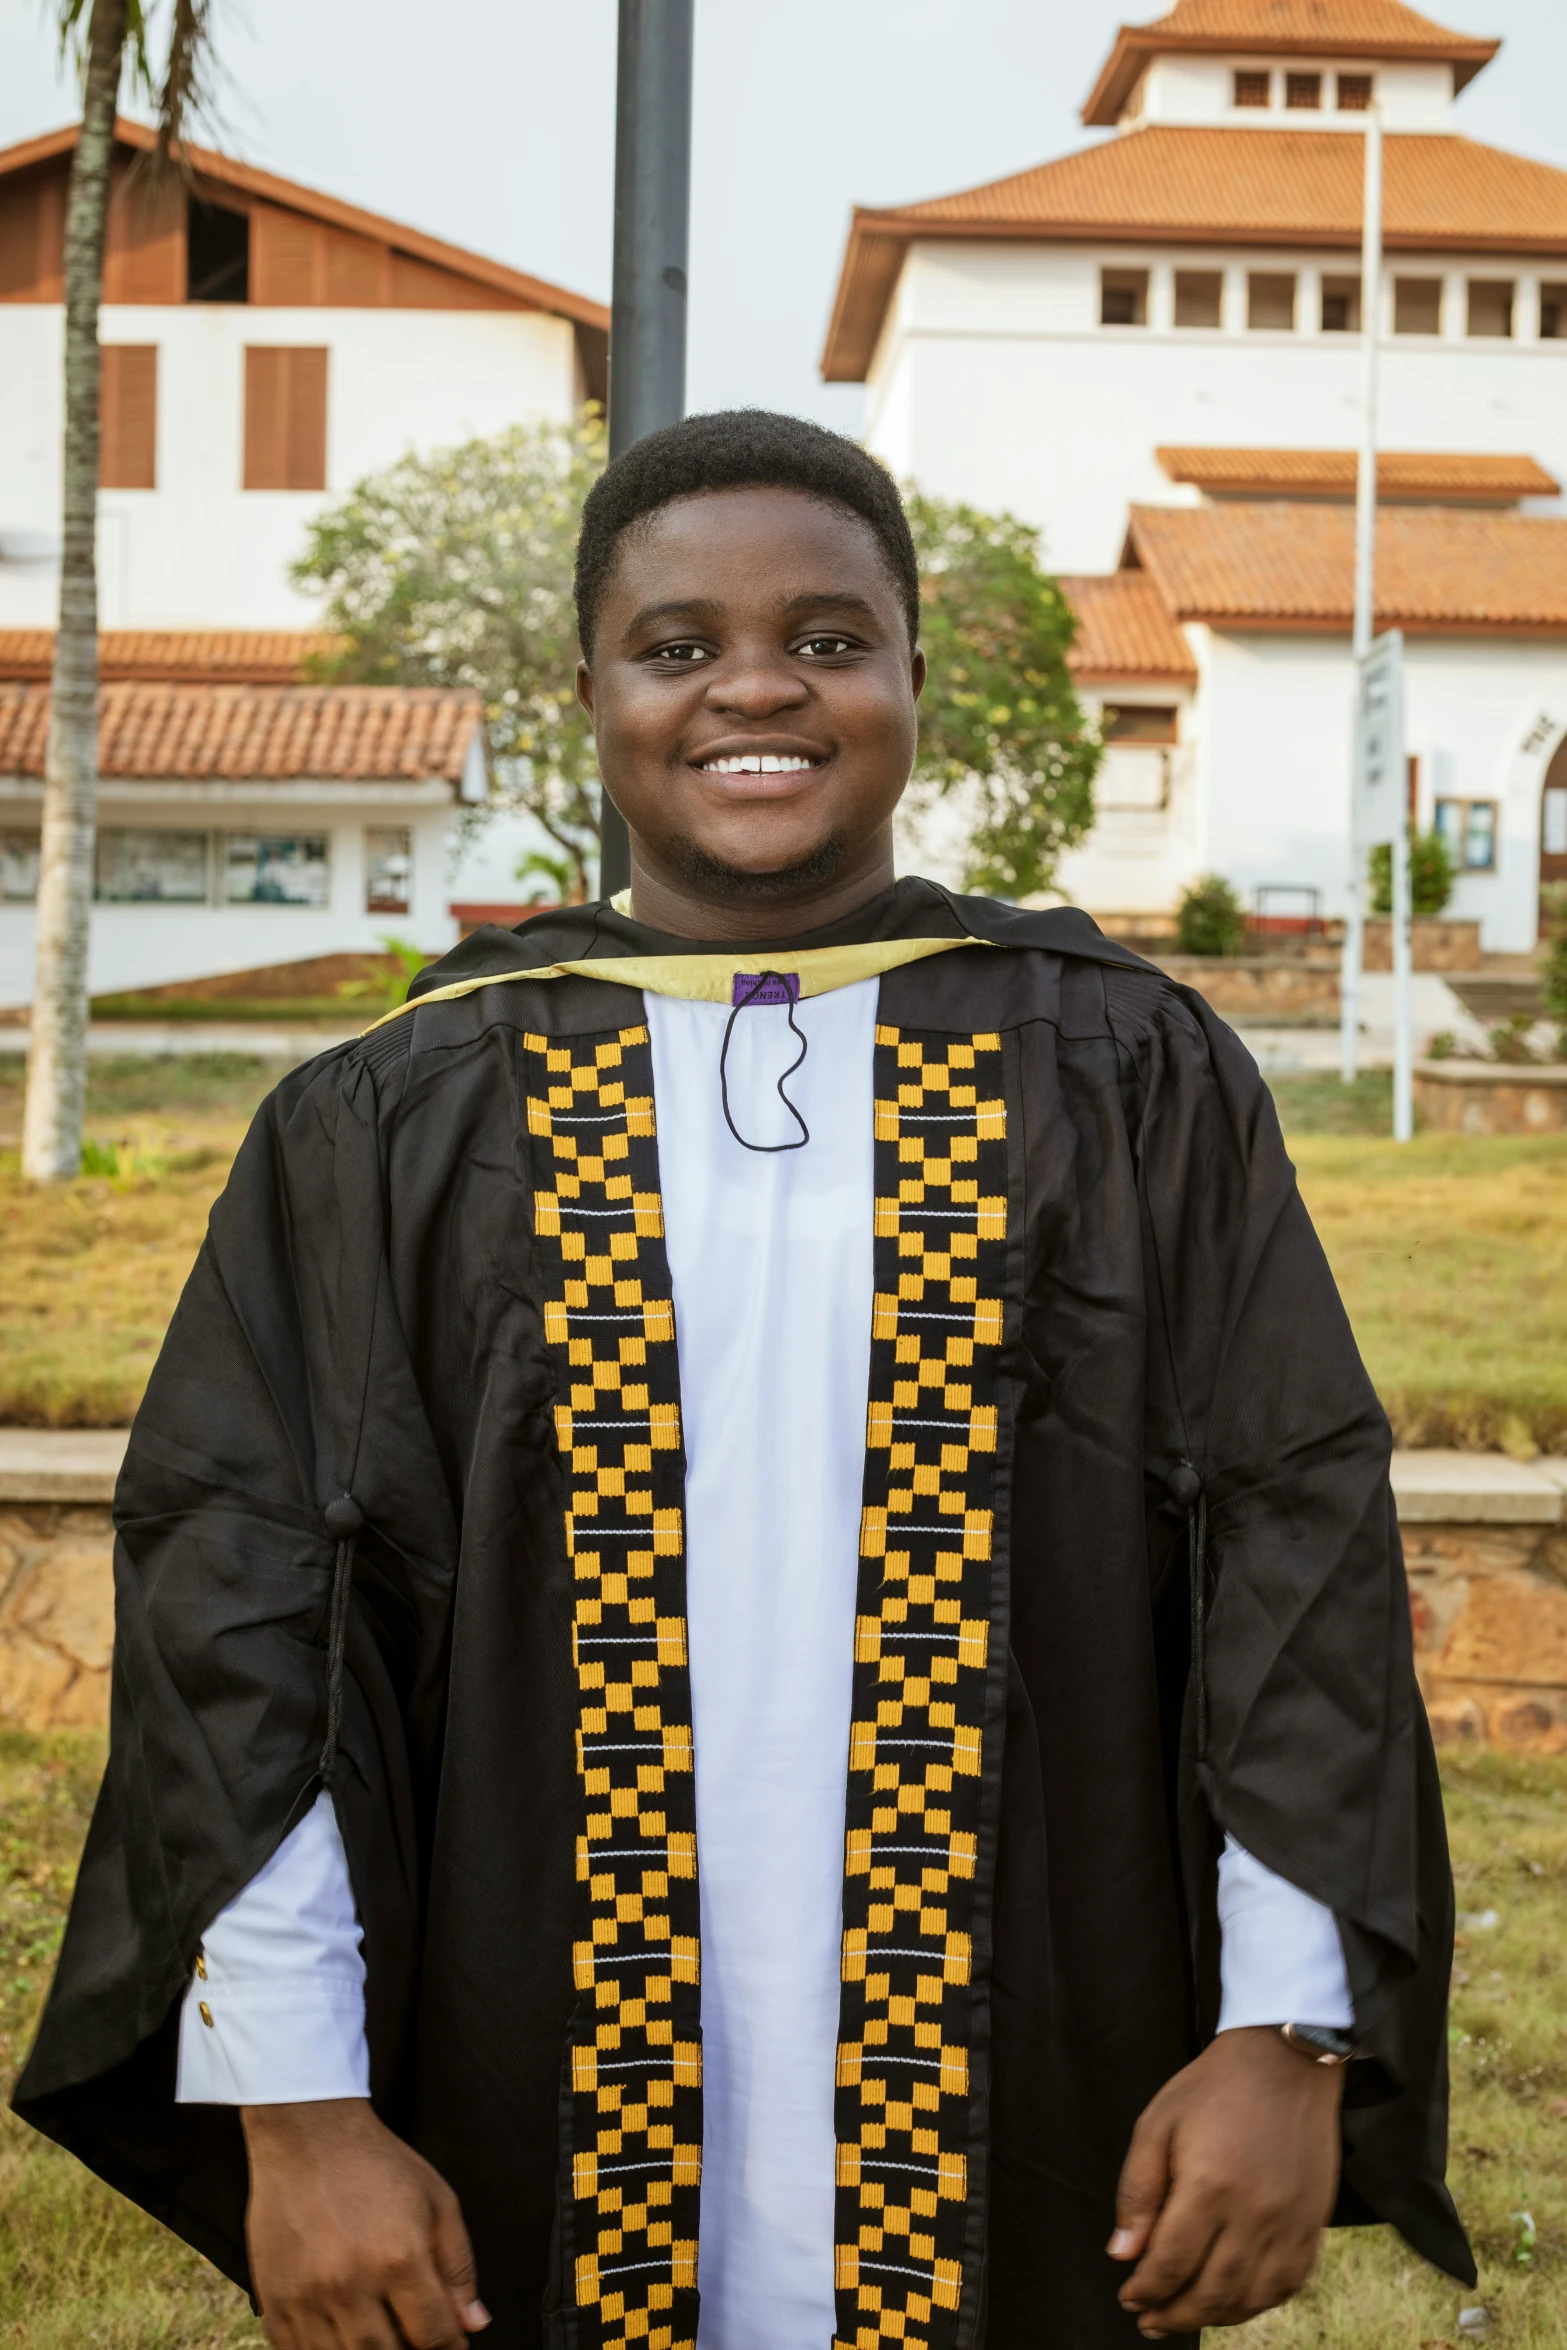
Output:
[696,753,824,775]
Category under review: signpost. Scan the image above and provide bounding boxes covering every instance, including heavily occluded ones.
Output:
[1340,102,1412,1141]
[599,0,695,900]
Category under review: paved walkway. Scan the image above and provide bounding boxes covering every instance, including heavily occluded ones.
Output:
[0,1022,357,1062]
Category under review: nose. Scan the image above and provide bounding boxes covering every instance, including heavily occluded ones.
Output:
[704,646,809,719]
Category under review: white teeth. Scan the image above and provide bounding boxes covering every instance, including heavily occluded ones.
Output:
[700,753,816,774]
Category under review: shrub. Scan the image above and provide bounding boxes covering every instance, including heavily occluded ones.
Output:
[1426,1030,1457,1061]
[1369,828,1456,917]
[1175,874,1247,956]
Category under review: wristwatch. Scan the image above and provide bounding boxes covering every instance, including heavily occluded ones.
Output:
[1280,2022,1358,2066]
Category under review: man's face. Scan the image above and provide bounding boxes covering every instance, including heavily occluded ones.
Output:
[578,485,924,901]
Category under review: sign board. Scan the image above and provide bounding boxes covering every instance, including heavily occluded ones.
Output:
[1353,630,1405,848]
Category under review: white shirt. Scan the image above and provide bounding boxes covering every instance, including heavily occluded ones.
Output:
[178,976,1351,2344]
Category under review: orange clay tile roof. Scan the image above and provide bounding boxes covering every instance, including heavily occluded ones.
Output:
[0,682,482,783]
[1123,500,1567,629]
[1155,446,1561,498]
[0,631,345,685]
[820,127,1567,380]
[1058,572,1198,680]
[1083,2,1499,126]
[0,119,610,332]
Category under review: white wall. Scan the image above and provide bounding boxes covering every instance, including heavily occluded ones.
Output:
[866,240,1567,573]
[0,303,579,630]
[0,788,462,1005]
[1193,630,1567,951]
[1137,56,1453,130]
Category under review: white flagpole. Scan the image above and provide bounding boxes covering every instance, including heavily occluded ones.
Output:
[1342,104,1382,1085]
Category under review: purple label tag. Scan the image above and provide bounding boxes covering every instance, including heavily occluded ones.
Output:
[731,971,800,1007]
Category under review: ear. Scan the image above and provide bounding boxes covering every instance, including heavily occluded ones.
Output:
[910,645,927,703]
[576,659,595,719]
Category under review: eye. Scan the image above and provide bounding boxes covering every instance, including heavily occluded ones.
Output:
[647,641,713,666]
[795,633,858,659]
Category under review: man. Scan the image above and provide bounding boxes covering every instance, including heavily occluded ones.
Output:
[16,411,1470,2350]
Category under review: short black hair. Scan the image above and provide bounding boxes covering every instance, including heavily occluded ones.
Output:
[574,408,920,658]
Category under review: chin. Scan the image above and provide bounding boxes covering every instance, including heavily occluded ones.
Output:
[664,830,851,900]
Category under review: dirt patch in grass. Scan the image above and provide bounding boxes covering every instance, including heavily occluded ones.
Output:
[2,1735,1562,2346]
[0,1057,288,1428]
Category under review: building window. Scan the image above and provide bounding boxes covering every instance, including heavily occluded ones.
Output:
[1394,276,1443,334]
[1,832,41,901]
[1320,274,1361,332]
[1285,71,1322,109]
[224,833,331,905]
[1102,705,1178,744]
[1248,272,1296,330]
[243,346,328,490]
[365,827,413,915]
[1541,283,1567,340]
[1466,280,1514,338]
[1336,72,1374,110]
[1434,799,1497,871]
[187,199,250,302]
[1174,270,1223,329]
[1233,70,1271,108]
[1100,268,1148,326]
[99,345,157,489]
[95,829,210,903]
[1543,783,1567,857]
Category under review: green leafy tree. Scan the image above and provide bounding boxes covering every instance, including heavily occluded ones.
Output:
[904,492,1099,900]
[1369,828,1456,917]
[24,0,223,1180]
[293,413,608,900]
[1176,874,1247,957]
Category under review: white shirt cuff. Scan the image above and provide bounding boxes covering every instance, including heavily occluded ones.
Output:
[176,1790,370,2104]
[1216,1832,1354,2033]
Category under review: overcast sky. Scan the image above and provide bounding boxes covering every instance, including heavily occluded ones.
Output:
[5,0,1566,434]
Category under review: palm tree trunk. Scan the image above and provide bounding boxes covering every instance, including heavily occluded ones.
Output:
[21,0,126,1180]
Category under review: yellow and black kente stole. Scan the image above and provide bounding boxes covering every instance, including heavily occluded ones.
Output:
[834,1024,1009,2350]
[525,1020,702,2350]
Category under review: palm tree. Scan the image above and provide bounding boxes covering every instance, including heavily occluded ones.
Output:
[21,1,219,1180]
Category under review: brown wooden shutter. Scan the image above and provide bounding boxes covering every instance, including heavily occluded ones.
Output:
[323,225,388,305]
[251,204,324,304]
[0,167,65,301]
[244,346,328,490]
[101,166,184,303]
[100,345,158,488]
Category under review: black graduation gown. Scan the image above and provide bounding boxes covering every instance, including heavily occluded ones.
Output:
[13,879,1472,2349]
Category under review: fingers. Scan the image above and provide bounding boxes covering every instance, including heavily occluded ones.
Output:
[431,2181,491,2336]
[1119,2169,1223,2324]
[1129,2221,1315,2337]
[1109,2095,1175,2265]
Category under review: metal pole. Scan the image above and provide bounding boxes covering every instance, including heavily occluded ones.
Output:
[1392,816,1413,1140]
[598,0,694,901]
[1341,104,1382,1084]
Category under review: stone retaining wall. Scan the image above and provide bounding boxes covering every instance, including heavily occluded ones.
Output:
[6,1495,1566,1753]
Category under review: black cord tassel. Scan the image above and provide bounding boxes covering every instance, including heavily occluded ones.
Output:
[319,1494,363,1778]
[719,972,810,1154]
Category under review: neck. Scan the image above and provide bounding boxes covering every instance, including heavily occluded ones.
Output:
[625,831,898,944]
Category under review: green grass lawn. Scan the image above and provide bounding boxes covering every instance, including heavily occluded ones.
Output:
[2,1732,1561,2347]
[1,1056,1565,1447]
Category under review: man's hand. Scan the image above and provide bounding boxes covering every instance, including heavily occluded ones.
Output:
[1109,2027,1344,2338]
[242,2099,490,2350]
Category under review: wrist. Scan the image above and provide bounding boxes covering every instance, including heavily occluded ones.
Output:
[241,2097,375,2156]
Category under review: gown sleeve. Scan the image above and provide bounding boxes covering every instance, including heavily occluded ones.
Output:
[10,1035,454,2288]
[1125,975,1473,2285]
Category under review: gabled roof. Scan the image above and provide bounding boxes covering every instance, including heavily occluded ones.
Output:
[1123,499,1567,630]
[0,630,342,685]
[1057,572,1198,680]
[0,681,483,783]
[0,119,609,330]
[1083,2,1500,127]
[821,126,1567,379]
[1155,446,1561,499]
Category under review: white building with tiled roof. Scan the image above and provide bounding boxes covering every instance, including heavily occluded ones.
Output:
[825,0,1567,952]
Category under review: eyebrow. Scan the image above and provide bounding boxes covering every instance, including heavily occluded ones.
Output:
[625,588,885,634]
